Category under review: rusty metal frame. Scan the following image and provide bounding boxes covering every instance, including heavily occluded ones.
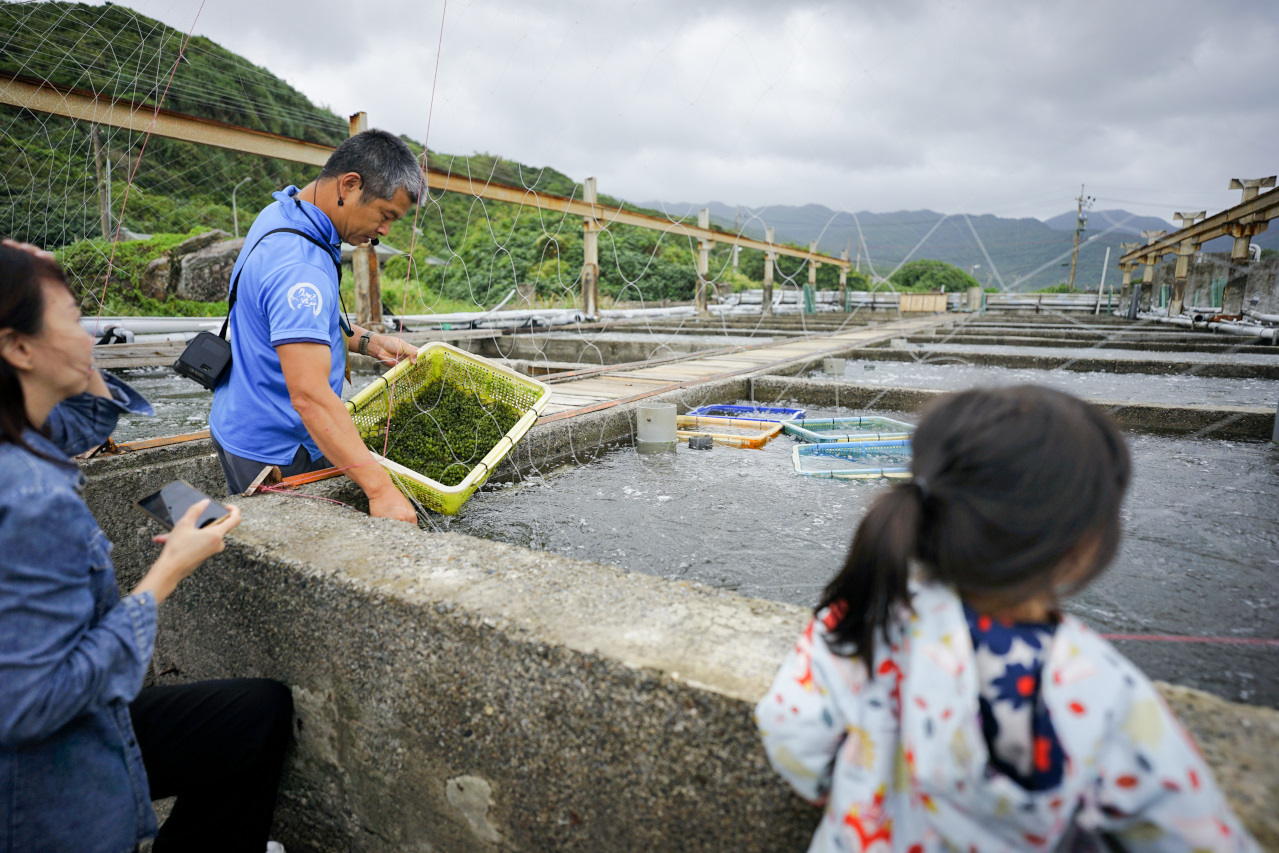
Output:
[1,71,848,268]
[1119,187,1279,265]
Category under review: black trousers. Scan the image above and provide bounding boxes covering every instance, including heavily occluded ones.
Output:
[129,679,293,853]
[211,436,330,497]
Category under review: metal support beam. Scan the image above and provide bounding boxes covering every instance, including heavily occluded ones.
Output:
[1138,230,1166,311]
[695,208,711,314]
[0,72,334,166]
[762,227,775,317]
[0,71,853,272]
[838,249,849,312]
[348,112,383,331]
[1169,211,1205,316]
[582,177,599,317]
[1121,188,1279,267]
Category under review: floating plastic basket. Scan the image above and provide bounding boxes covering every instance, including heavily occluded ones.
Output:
[783,416,916,444]
[684,404,807,422]
[793,439,913,480]
[345,342,551,515]
[675,415,783,449]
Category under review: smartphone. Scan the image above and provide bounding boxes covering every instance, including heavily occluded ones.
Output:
[135,480,229,531]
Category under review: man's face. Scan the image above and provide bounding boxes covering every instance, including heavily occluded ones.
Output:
[341,184,414,246]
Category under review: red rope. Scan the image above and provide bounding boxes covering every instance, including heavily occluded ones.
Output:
[383,0,449,458]
[1101,633,1279,647]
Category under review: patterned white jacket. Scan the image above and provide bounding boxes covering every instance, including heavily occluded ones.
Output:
[756,582,1259,852]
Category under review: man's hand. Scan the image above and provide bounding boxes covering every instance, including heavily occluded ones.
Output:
[278,341,418,525]
[369,334,419,368]
[368,487,418,524]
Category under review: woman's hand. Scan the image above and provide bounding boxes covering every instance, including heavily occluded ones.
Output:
[132,499,242,605]
[370,334,419,368]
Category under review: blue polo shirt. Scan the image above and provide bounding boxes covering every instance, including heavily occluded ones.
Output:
[209,186,347,465]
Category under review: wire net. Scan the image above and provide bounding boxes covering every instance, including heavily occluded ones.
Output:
[2,3,1273,540]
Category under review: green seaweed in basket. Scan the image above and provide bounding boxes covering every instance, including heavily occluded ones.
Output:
[373,380,523,487]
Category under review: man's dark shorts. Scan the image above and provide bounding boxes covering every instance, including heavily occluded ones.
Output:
[211,436,331,496]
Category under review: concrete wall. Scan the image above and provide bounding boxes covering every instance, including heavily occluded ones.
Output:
[80,380,1279,851]
[1133,252,1279,314]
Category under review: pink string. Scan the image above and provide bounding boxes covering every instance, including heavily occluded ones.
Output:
[1101,633,1279,647]
[383,0,449,458]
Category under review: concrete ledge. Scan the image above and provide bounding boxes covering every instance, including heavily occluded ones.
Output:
[79,423,1279,850]
[747,377,1278,440]
[843,345,1279,380]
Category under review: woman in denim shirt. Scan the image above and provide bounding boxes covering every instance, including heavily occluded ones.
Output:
[0,242,293,853]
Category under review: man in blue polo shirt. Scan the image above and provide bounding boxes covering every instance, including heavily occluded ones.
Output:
[210,129,420,523]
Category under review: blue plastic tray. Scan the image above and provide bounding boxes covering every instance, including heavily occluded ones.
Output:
[783,416,915,444]
[793,439,913,480]
[685,404,806,422]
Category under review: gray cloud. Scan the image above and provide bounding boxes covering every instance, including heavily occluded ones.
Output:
[92,0,1279,220]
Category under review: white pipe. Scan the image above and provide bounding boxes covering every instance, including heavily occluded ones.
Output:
[1246,309,1279,324]
[82,316,223,335]
[1138,311,1278,342]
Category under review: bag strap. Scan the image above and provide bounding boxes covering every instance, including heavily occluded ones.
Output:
[220,227,345,339]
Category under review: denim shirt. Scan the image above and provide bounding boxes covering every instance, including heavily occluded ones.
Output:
[0,374,160,853]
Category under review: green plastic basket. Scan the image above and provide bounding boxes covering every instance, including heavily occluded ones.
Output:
[782,416,916,444]
[345,342,551,515]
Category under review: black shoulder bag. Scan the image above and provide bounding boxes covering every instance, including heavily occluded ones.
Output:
[173,227,346,390]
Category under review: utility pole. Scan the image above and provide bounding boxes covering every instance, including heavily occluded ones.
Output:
[1066,184,1094,293]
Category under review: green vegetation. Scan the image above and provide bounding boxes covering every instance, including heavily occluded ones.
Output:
[52,231,228,317]
[378,381,522,486]
[2,1,913,315]
[886,259,980,292]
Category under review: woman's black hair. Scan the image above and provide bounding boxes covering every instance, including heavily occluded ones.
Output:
[0,243,73,457]
[818,384,1131,668]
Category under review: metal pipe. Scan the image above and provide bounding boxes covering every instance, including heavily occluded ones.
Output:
[1246,309,1279,324]
[1137,311,1278,341]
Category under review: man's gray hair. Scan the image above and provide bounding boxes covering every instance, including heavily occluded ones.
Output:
[320,129,424,204]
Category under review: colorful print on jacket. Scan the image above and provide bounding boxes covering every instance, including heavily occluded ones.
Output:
[755,582,1259,853]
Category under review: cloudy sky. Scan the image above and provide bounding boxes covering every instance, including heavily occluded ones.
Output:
[87,0,1279,222]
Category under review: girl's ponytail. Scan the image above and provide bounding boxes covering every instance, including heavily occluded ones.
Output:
[818,483,922,669]
[818,385,1130,673]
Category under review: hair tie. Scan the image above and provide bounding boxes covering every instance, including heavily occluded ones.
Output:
[911,476,931,501]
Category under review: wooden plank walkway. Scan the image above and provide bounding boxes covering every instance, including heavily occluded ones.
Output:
[537,314,948,420]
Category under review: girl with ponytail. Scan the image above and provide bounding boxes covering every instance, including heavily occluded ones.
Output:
[757,385,1256,852]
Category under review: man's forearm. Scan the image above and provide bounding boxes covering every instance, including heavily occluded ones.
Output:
[295,391,396,498]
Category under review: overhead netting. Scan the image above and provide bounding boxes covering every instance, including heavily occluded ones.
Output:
[2,1,1268,528]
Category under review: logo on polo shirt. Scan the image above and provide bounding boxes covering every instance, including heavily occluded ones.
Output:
[287,282,324,316]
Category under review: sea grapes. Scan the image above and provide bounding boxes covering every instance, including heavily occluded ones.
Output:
[371,379,522,487]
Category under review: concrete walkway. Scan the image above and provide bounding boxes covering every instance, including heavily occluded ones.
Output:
[538,315,948,418]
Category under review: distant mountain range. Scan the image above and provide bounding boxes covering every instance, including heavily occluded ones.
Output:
[638,202,1277,291]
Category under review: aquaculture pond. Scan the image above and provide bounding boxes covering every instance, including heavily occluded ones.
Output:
[808,358,1279,408]
[446,407,1279,708]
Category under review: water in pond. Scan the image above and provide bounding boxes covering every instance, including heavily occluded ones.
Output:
[107,366,386,443]
[810,359,1279,408]
[447,407,1279,708]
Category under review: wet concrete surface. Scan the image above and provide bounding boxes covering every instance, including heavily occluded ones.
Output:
[444,406,1279,708]
[808,359,1279,408]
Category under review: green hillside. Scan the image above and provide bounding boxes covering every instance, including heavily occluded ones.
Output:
[1,1,1024,316]
[0,1,719,312]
